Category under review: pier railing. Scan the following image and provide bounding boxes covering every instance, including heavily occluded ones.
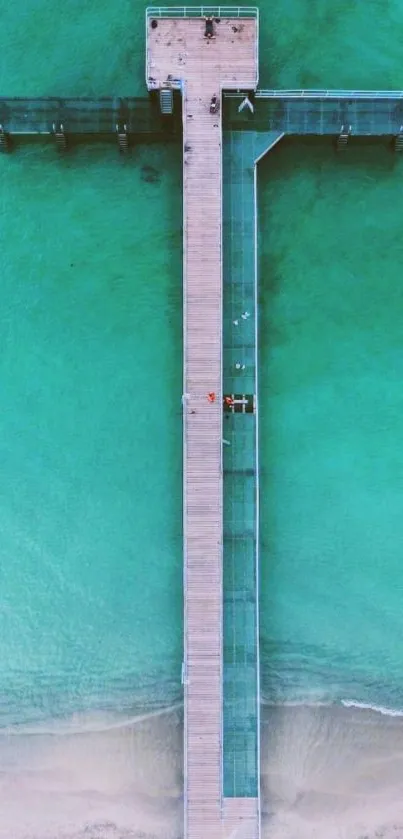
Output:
[224,89,403,99]
[255,89,403,99]
[146,6,258,18]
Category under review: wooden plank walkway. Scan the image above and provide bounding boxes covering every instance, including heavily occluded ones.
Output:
[147,11,258,839]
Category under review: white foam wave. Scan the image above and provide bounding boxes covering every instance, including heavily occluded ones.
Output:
[262,696,403,718]
[261,690,333,708]
[0,701,183,737]
[341,699,403,717]
[261,698,330,708]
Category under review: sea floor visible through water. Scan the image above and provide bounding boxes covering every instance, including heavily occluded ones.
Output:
[2,1,403,837]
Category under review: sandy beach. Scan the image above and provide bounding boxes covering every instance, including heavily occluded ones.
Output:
[1,703,403,838]
[0,708,183,839]
[261,703,403,839]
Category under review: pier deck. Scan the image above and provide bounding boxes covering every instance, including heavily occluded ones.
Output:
[147,8,259,839]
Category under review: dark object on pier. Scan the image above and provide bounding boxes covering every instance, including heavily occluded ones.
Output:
[204,17,214,39]
[210,95,219,115]
[151,19,158,29]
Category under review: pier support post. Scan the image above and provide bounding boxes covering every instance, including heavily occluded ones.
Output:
[116,122,129,153]
[337,124,351,151]
[52,122,67,152]
[0,124,10,152]
[394,126,403,152]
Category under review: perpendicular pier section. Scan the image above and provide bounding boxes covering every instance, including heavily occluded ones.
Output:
[224,90,403,136]
[0,96,179,144]
[4,92,403,150]
[146,7,259,839]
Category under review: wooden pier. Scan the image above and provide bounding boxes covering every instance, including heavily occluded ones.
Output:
[146,8,259,839]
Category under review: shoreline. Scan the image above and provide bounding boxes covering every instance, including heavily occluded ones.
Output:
[2,691,403,738]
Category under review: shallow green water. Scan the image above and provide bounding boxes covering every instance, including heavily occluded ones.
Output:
[0,139,183,722]
[1,0,403,741]
[259,140,403,708]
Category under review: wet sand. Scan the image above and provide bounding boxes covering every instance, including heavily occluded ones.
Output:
[261,703,403,839]
[0,708,183,839]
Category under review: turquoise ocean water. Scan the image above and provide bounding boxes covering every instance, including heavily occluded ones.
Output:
[2,1,403,837]
[259,140,403,711]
